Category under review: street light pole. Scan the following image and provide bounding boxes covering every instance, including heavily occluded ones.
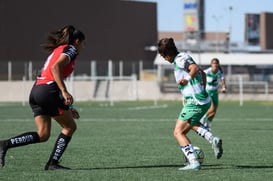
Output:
[228,6,233,53]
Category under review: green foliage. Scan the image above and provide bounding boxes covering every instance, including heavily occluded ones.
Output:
[0,101,273,181]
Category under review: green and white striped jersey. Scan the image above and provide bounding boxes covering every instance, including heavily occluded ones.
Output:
[204,67,225,91]
[173,53,210,105]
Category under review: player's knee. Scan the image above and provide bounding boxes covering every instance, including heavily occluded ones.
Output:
[71,124,77,133]
[65,124,77,135]
[38,132,50,142]
[173,129,183,138]
[211,111,216,117]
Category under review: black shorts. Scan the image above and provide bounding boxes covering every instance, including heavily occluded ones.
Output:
[29,82,69,117]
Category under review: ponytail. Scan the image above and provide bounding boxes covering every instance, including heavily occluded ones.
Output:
[42,25,85,52]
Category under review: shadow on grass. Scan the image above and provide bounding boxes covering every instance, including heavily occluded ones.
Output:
[74,164,222,171]
[235,165,273,169]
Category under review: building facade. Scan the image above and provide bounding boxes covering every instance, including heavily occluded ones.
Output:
[0,0,157,78]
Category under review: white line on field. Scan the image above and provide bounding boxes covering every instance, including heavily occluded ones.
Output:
[127,104,168,110]
[0,118,272,122]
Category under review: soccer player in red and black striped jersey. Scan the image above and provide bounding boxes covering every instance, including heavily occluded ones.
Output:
[0,25,85,170]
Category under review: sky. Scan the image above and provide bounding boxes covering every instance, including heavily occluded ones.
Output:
[135,0,273,42]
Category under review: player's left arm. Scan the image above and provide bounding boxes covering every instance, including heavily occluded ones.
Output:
[221,78,227,93]
[52,54,73,105]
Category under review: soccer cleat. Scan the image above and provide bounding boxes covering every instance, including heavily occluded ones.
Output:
[45,163,71,171]
[182,155,189,166]
[44,162,71,171]
[183,161,190,166]
[178,162,201,171]
[0,140,8,167]
[212,137,223,159]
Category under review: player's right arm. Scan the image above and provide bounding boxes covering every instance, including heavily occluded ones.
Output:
[178,63,200,86]
[201,70,207,90]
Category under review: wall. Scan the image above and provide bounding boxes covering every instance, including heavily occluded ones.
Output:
[0,81,272,103]
[0,0,157,76]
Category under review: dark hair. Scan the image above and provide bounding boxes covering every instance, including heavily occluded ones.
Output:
[42,25,85,52]
[211,58,223,72]
[158,38,179,57]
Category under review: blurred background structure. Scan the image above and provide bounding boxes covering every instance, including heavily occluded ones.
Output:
[0,0,272,102]
[0,0,157,79]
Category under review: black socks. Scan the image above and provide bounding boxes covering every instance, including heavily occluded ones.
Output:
[47,133,71,165]
[6,132,40,148]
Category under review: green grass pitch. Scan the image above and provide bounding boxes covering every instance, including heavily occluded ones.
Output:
[0,100,273,181]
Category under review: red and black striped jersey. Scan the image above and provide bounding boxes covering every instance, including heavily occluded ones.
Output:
[36,44,78,85]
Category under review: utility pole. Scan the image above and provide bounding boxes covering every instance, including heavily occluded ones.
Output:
[228,6,233,53]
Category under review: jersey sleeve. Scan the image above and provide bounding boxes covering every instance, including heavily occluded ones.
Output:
[204,68,209,74]
[217,69,225,80]
[175,53,195,72]
[63,45,78,61]
[220,71,225,80]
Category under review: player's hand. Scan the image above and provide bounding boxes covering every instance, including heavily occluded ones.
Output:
[63,91,74,105]
[71,108,80,119]
[178,79,189,86]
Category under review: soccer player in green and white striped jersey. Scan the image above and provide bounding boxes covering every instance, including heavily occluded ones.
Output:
[201,58,226,129]
[158,38,223,171]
